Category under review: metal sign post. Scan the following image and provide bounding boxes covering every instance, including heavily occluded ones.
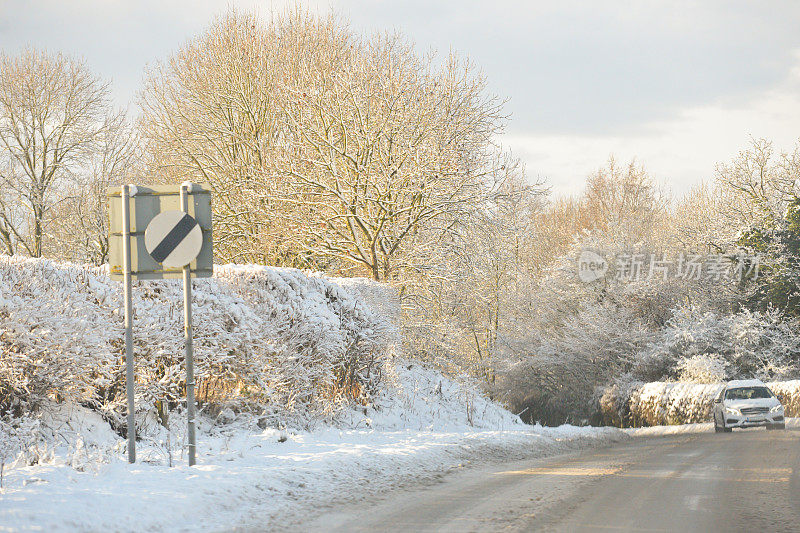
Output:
[108,183,212,467]
[180,184,197,466]
[122,184,136,464]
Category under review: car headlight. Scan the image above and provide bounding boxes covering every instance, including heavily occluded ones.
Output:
[770,404,784,413]
[725,407,741,416]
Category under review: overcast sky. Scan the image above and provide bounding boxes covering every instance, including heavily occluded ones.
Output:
[1,0,799,197]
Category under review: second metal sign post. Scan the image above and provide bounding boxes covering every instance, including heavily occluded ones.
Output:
[180,183,197,466]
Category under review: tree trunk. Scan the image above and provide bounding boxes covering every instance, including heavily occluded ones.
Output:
[33,207,43,258]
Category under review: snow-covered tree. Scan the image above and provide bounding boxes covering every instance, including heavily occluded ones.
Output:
[633,307,800,382]
[676,354,729,383]
[140,9,509,279]
[0,48,123,260]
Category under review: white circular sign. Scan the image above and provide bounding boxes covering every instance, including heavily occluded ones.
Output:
[144,210,203,268]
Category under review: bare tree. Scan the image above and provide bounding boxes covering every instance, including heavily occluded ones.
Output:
[139,8,543,390]
[582,157,668,246]
[672,182,738,253]
[48,112,139,264]
[139,9,339,266]
[0,48,114,258]
[401,162,547,380]
[715,138,800,227]
[273,38,508,280]
[140,10,509,279]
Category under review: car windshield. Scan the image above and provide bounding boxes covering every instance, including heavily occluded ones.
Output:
[725,386,772,400]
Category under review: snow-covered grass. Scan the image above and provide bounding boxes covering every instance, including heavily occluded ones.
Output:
[0,362,627,532]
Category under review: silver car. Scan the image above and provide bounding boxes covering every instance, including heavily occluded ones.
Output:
[712,379,785,432]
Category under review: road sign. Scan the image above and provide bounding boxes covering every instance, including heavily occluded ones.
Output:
[144,211,203,268]
[107,184,212,279]
[107,182,211,466]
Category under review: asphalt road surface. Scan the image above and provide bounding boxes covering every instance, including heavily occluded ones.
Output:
[303,427,800,532]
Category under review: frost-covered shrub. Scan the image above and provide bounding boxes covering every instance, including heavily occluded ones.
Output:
[676,354,729,383]
[215,265,397,413]
[0,256,396,429]
[328,276,401,327]
[629,382,723,426]
[633,307,800,382]
[0,415,40,487]
[501,301,651,425]
[597,375,644,427]
[0,259,119,414]
[767,380,800,416]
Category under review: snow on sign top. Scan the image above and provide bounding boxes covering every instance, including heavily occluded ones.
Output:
[144,210,203,268]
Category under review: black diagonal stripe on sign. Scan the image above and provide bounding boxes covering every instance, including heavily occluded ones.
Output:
[150,213,198,263]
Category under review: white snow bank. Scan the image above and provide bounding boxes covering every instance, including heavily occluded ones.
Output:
[0,358,633,532]
[358,361,524,431]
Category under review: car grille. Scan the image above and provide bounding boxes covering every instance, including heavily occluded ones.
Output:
[740,407,769,415]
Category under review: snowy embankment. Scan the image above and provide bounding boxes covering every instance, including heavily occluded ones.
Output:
[0,257,627,532]
[0,365,627,532]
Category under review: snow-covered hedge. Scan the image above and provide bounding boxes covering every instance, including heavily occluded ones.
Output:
[0,256,396,429]
[767,380,800,416]
[328,276,401,327]
[599,380,800,427]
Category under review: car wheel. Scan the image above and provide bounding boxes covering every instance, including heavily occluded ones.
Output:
[775,423,786,430]
[714,417,723,433]
[723,426,732,433]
